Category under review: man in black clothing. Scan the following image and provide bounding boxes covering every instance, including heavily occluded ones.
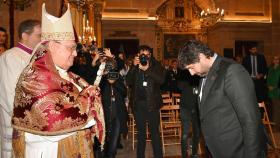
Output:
[177,69,200,158]
[69,43,99,84]
[166,59,180,93]
[242,45,268,103]
[126,45,166,158]
[101,67,128,158]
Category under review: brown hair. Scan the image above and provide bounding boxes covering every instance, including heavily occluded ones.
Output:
[18,19,40,39]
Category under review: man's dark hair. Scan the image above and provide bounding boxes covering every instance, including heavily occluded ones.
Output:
[177,40,214,69]
[18,19,40,39]
[138,45,152,54]
[171,59,177,64]
[248,43,258,50]
[0,27,7,33]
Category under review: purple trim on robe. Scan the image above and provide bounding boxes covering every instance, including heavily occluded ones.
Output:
[16,43,33,54]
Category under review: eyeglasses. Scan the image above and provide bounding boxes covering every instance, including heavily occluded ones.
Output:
[55,41,77,52]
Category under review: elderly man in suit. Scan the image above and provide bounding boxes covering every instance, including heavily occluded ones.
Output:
[177,40,266,158]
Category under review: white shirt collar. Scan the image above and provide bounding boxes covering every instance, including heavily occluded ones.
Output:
[55,65,69,79]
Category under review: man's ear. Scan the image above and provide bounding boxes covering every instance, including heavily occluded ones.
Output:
[199,53,210,59]
[48,41,56,53]
[21,32,29,41]
[198,53,204,59]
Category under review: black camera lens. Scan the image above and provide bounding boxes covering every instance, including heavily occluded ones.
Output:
[139,54,149,66]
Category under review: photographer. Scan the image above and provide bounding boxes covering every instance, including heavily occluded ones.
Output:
[126,45,166,158]
[70,44,114,84]
[69,43,99,84]
[100,58,128,158]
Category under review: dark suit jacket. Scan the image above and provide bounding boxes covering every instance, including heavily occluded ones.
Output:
[177,69,199,110]
[242,54,267,76]
[242,54,268,102]
[199,56,265,158]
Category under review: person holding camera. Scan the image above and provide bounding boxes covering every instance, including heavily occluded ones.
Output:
[100,58,128,158]
[126,45,166,158]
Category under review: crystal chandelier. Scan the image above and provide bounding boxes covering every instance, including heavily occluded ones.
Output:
[199,8,225,26]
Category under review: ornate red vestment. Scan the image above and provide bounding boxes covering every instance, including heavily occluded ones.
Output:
[11,42,105,157]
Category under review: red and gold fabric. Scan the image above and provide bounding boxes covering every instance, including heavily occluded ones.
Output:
[11,42,105,157]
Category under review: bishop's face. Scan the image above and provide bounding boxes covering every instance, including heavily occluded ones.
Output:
[51,40,77,70]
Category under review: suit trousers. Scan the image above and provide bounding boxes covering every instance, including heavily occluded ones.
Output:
[253,78,267,102]
[133,102,163,158]
[180,107,200,158]
[105,117,121,158]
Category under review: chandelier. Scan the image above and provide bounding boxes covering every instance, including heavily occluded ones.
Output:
[68,0,86,9]
[67,0,97,45]
[68,0,95,9]
[199,8,224,26]
[78,19,95,44]
[0,0,33,10]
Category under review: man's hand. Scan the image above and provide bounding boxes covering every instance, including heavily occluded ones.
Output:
[133,56,140,66]
[256,73,264,79]
[268,86,274,91]
[87,85,100,96]
[133,55,149,71]
[104,48,114,58]
[91,51,100,67]
[139,62,149,71]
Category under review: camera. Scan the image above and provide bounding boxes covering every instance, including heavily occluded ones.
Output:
[105,57,117,72]
[106,70,119,80]
[104,57,119,80]
[98,48,105,56]
[139,54,149,66]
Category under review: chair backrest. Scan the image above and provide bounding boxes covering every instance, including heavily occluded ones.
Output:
[162,92,171,99]
[258,102,270,123]
[161,105,180,110]
[162,98,173,105]
[160,105,180,121]
[171,93,181,105]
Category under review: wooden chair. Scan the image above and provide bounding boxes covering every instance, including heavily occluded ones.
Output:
[128,113,151,150]
[161,92,171,100]
[160,104,181,153]
[171,93,181,105]
[259,102,277,148]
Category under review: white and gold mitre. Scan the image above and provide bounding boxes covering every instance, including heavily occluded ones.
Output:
[41,3,75,41]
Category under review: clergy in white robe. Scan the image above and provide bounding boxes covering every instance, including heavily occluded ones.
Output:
[0,19,41,158]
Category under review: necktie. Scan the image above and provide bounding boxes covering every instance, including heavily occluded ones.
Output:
[252,56,257,77]
[199,77,207,102]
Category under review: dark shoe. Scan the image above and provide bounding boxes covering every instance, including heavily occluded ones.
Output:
[191,154,199,158]
[117,143,123,149]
